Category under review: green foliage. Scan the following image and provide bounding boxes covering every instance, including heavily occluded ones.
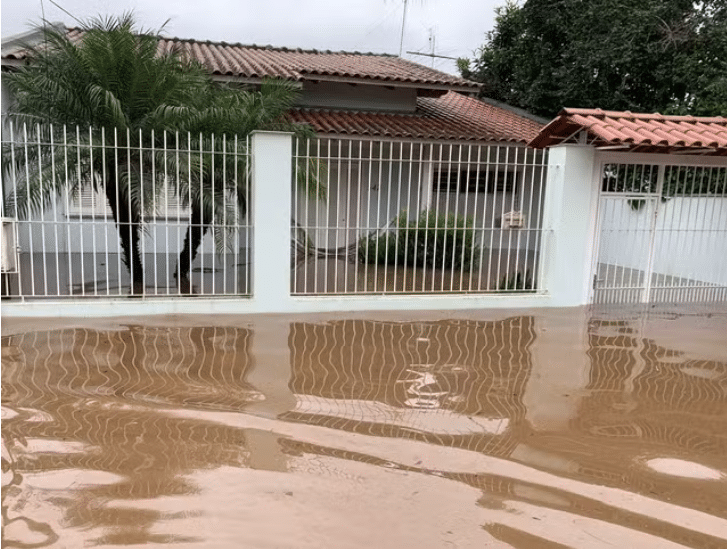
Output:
[603,164,727,199]
[460,0,727,117]
[358,210,479,271]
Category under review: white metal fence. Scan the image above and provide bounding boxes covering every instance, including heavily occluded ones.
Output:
[1,122,252,299]
[291,138,548,295]
[593,160,727,304]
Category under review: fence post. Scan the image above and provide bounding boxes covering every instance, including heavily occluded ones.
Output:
[539,144,599,306]
[251,131,294,312]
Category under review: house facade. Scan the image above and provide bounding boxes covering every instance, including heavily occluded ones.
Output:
[2,28,548,301]
[2,28,725,315]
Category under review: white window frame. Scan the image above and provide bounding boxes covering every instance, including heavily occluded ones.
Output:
[66,184,192,219]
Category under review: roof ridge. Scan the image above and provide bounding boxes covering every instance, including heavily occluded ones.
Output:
[291,106,426,118]
[63,26,394,57]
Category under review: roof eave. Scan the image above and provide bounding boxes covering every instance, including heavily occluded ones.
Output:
[294,74,479,93]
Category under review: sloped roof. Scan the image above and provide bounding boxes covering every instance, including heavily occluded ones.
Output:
[530,108,727,155]
[3,28,478,92]
[289,92,543,143]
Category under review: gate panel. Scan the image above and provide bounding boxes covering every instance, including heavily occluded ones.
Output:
[593,195,657,304]
[592,162,727,305]
[649,166,727,303]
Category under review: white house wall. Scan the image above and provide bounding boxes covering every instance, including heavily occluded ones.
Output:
[294,159,429,249]
[293,142,546,252]
[16,196,249,255]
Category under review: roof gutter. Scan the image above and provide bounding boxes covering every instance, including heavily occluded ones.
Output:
[211,73,478,94]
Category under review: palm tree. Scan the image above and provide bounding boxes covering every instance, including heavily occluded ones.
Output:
[4,14,213,293]
[3,14,322,295]
[169,80,323,294]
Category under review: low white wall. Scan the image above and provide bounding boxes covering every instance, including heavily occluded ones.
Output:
[598,198,727,286]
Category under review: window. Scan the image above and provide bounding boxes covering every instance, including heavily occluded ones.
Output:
[66,184,191,219]
[433,169,518,194]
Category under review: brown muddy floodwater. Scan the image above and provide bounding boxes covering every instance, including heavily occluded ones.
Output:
[2,307,727,548]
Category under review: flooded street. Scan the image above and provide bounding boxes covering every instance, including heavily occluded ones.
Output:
[2,307,726,548]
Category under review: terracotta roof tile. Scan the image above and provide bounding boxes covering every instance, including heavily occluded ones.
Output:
[529,108,727,155]
[289,92,543,143]
[3,29,477,91]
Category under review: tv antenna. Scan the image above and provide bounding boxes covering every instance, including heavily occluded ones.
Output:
[398,0,408,56]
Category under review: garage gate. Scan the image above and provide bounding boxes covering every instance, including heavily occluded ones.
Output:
[592,159,727,304]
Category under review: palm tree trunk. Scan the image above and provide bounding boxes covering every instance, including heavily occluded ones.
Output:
[176,206,206,294]
[105,166,144,295]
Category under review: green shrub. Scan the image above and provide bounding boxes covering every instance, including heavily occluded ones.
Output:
[357,233,396,265]
[358,210,478,271]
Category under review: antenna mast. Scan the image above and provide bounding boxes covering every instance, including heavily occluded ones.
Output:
[398,0,408,56]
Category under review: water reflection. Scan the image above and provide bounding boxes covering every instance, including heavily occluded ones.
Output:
[2,326,256,547]
[2,311,726,548]
[286,317,534,457]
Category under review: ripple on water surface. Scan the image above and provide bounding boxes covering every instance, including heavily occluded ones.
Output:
[2,310,727,548]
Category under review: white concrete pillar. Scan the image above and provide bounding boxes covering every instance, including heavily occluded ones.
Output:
[539,145,599,306]
[251,131,294,312]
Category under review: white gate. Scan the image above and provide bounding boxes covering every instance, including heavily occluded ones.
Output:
[592,159,727,304]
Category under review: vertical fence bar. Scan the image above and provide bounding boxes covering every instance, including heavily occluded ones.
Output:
[113,128,121,296]
[197,132,204,296]
[49,125,61,297]
[346,139,353,292]
[8,123,24,300]
[495,146,507,291]
[486,146,498,291]
[163,131,170,296]
[62,126,73,296]
[23,124,36,296]
[242,135,247,296]
[174,131,181,296]
[210,132,216,297]
[511,148,523,290]
[151,128,159,297]
[36,125,49,296]
[459,144,472,291]
[101,127,110,296]
[353,138,364,294]
[363,139,375,293]
[373,140,384,293]
[381,140,392,293]
[391,141,401,292]
[412,142,425,291]
[402,141,415,293]
[140,128,146,296]
[291,137,298,294]
[469,144,483,291]
[124,128,132,295]
[89,126,99,297]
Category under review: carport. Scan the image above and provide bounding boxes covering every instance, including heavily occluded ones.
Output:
[530,109,727,305]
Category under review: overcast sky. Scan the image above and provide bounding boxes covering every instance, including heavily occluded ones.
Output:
[1,0,502,75]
